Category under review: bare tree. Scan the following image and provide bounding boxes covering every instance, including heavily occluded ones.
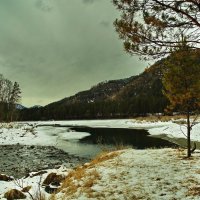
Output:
[9,82,21,121]
[0,75,21,122]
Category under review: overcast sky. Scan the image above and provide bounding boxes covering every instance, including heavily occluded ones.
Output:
[0,0,147,107]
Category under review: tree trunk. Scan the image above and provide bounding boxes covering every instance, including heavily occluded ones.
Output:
[10,104,14,122]
[187,110,191,157]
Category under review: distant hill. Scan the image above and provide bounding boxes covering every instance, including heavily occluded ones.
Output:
[46,76,136,107]
[20,58,168,121]
[113,61,164,100]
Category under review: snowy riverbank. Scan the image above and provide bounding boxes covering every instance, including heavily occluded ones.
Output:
[0,118,199,147]
[0,119,199,199]
[0,148,200,200]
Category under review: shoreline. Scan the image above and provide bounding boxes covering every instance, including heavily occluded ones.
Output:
[0,144,89,179]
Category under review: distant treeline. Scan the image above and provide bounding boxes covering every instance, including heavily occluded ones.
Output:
[19,95,168,121]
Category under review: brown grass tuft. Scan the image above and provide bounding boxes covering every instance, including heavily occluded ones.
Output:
[187,186,200,196]
[83,169,100,188]
[21,186,32,193]
[175,148,186,158]
[135,114,198,122]
[48,194,56,200]
[59,166,86,196]
[88,151,121,168]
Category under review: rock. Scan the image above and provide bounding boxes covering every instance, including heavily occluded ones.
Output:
[4,189,26,200]
[43,173,65,186]
[0,144,88,178]
[0,174,13,181]
[43,165,49,169]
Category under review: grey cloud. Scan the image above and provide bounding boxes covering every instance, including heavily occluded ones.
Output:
[100,20,110,28]
[0,0,147,107]
[35,0,53,12]
[82,0,95,4]
[82,0,101,4]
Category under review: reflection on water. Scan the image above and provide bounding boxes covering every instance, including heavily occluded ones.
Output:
[56,140,102,158]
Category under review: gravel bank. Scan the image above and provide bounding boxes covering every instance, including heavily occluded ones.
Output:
[0,144,89,178]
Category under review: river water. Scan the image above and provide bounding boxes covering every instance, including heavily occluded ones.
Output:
[45,126,178,158]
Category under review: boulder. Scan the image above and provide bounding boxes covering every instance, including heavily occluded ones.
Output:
[0,174,13,181]
[4,189,26,200]
[43,172,65,186]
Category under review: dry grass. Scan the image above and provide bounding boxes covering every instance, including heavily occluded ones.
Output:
[134,114,198,122]
[21,186,32,193]
[135,115,179,122]
[57,150,121,199]
[59,168,101,198]
[48,194,57,200]
[97,136,128,152]
[181,157,196,161]
[33,193,47,200]
[80,169,101,197]
[187,186,200,196]
[185,178,199,185]
[113,142,128,151]
[60,166,86,194]
[175,148,186,158]
[88,151,121,168]
[83,169,100,186]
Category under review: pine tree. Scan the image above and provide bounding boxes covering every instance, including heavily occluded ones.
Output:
[113,0,200,59]
[162,46,200,157]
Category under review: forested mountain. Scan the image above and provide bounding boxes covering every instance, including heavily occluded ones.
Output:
[47,76,136,106]
[20,58,168,120]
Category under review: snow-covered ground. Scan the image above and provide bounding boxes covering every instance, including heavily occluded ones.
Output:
[32,118,200,142]
[0,166,69,200]
[0,118,200,199]
[1,148,200,200]
[0,123,90,146]
[147,120,200,142]
[56,148,200,200]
